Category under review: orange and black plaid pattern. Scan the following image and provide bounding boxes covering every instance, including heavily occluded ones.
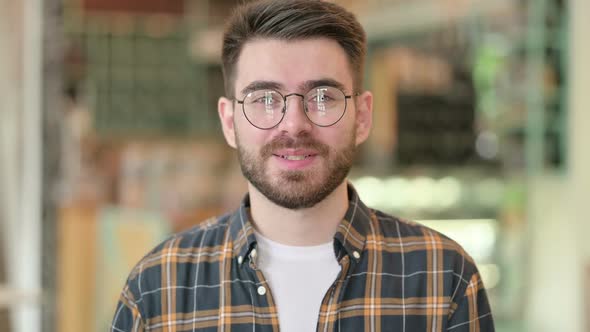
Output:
[111,185,494,331]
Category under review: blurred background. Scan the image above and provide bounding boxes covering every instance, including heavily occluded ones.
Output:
[0,0,588,331]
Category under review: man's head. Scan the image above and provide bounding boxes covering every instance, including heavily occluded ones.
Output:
[221,0,367,99]
[218,0,372,210]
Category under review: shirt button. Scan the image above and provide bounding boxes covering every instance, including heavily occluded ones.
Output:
[257,286,267,296]
[237,256,243,264]
[353,251,361,259]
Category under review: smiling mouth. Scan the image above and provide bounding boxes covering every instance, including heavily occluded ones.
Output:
[273,154,314,161]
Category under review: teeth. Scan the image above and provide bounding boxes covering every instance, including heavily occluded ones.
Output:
[281,155,309,161]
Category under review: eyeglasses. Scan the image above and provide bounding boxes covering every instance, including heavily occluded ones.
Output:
[236,86,355,130]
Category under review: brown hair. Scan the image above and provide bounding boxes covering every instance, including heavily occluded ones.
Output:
[221,0,367,98]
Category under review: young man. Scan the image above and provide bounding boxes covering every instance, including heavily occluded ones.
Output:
[111,1,494,331]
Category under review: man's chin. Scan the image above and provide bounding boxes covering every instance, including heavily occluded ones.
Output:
[277,170,309,182]
[256,177,342,210]
[262,189,325,210]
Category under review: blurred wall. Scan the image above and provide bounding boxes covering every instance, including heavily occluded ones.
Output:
[570,0,590,329]
[0,0,43,331]
[525,0,589,330]
[570,0,590,259]
[0,1,25,330]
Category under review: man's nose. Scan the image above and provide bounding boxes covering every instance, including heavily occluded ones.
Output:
[277,94,313,134]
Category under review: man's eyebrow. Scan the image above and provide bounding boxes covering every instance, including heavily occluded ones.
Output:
[298,79,347,93]
[239,79,349,97]
[240,81,284,96]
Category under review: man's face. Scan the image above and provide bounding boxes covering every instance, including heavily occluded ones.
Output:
[218,38,372,209]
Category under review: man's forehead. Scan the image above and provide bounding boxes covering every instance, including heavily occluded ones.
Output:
[234,38,354,94]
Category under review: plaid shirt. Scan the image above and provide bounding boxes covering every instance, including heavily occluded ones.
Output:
[111,185,494,331]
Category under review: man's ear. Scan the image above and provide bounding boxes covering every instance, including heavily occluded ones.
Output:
[218,96,237,149]
[354,90,373,146]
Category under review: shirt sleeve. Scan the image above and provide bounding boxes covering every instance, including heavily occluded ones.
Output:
[447,271,495,331]
[110,284,145,332]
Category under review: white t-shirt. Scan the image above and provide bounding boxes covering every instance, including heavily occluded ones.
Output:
[254,232,341,332]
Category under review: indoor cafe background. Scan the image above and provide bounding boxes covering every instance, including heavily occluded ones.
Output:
[1,0,589,331]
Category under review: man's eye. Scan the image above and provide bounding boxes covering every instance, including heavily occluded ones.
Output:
[253,97,267,103]
[249,91,278,105]
[310,94,332,103]
[251,97,273,104]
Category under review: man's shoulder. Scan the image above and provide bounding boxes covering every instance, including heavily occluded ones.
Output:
[369,209,473,263]
[126,211,236,280]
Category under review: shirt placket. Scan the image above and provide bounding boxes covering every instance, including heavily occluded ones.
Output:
[316,254,351,332]
[247,248,281,332]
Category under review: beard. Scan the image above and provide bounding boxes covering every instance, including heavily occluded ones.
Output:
[237,132,356,210]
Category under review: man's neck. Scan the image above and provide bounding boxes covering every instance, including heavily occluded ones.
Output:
[248,181,349,246]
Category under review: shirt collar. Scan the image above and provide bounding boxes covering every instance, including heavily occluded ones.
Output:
[228,183,371,264]
[333,184,371,261]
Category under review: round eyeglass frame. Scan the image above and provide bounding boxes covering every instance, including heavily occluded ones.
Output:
[236,87,357,130]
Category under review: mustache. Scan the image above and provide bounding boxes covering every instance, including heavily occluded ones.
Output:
[260,135,330,158]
